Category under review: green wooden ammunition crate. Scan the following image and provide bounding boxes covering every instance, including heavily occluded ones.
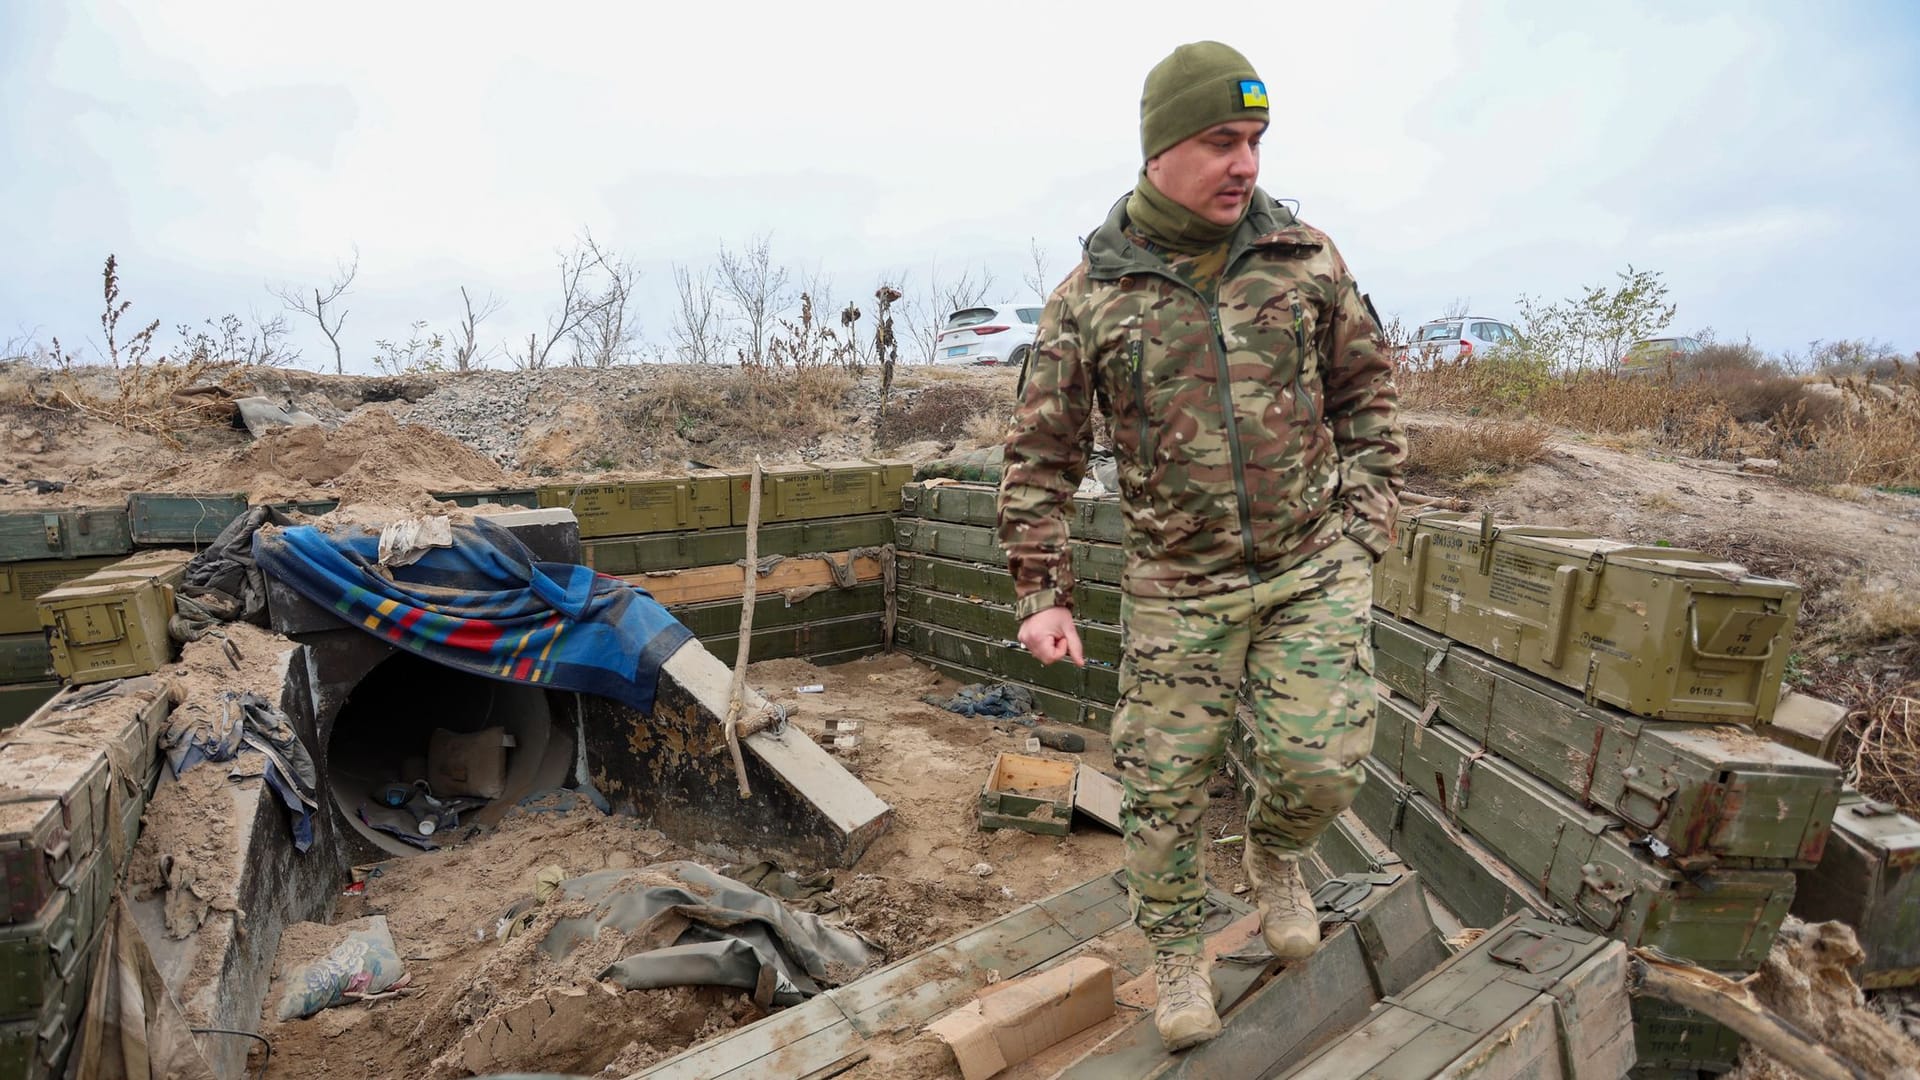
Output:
[0,685,57,734]
[906,652,1113,732]
[0,916,91,1079]
[1373,693,1794,970]
[900,481,1124,544]
[537,474,734,538]
[698,613,886,665]
[977,753,1078,836]
[0,507,133,564]
[1279,916,1634,1080]
[892,519,1126,586]
[0,559,120,637]
[896,553,1124,628]
[669,584,885,639]
[0,637,51,686]
[1,680,169,923]
[429,488,539,509]
[898,588,1121,667]
[733,461,913,526]
[1630,997,1743,1074]
[1791,791,1920,989]
[1767,690,1850,762]
[1347,755,1562,930]
[895,620,1119,705]
[1371,612,1840,869]
[39,550,190,686]
[1373,511,1801,724]
[585,514,896,576]
[0,849,109,1021]
[125,492,248,545]
[269,498,340,517]
[0,747,108,927]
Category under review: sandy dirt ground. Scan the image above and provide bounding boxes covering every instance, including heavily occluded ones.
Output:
[243,653,1247,1080]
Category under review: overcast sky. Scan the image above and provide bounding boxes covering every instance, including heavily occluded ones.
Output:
[3,1,1916,372]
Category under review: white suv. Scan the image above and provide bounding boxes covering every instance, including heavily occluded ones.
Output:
[1409,316,1522,365]
[934,304,1042,366]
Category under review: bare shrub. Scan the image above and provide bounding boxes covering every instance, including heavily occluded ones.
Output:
[717,234,793,367]
[1852,683,1919,815]
[1402,419,1550,489]
[875,382,1013,447]
[1782,366,1920,489]
[270,249,357,374]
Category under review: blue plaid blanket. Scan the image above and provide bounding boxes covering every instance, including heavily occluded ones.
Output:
[254,518,692,715]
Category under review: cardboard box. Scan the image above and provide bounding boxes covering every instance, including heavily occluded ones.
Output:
[928,956,1115,1080]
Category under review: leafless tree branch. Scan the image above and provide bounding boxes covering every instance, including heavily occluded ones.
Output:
[450,286,503,372]
[271,248,358,374]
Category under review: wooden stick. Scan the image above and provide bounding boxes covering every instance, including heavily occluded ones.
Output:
[1628,951,1869,1080]
[723,457,762,799]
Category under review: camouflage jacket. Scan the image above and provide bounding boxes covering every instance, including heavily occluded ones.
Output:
[996,190,1406,619]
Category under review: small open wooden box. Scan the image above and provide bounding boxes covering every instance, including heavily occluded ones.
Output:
[978,752,1121,836]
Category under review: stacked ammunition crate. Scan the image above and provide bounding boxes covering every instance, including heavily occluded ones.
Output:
[1223,511,1846,1077]
[0,506,138,728]
[1,679,173,1078]
[545,462,911,667]
[891,480,1125,730]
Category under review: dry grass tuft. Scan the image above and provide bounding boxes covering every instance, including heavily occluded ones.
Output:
[1404,419,1551,491]
[961,410,1010,448]
[622,365,856,455]
[876,381,1013,447]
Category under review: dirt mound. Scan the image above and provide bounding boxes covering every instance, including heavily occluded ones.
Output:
[144,406,513,505]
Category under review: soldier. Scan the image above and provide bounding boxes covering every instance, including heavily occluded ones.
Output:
[996,41,1406,1049]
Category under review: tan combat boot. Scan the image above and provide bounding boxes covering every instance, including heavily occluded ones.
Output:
[1244,844,1320,960]
[1152,951,1221,1051]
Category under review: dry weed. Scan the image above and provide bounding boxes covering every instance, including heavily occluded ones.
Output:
[1782,372,1920,489]
[1851,683,1919,815]
[40,358,247,448]
[876,381,1012,447]
[1404,419,1550,490]
[961,410,1010,448]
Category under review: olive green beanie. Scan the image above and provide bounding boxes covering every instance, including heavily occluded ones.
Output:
[1140,41,1269,159]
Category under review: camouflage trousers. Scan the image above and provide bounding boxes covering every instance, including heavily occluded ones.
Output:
[1110,536,1377,955]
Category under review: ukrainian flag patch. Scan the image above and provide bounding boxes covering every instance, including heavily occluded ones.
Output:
[1239,79,1269,108]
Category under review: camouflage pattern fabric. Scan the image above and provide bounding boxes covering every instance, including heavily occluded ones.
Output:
[915,445,1005,484]
[1110,536,1377,954]
[996,189,1406,620]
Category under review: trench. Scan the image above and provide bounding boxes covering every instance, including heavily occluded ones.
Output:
[326,650,577,857]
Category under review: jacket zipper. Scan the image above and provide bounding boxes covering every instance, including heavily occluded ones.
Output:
[1292,296,1311,421]
[1130,332,1153,470]
[1128,260,1265,588]
[1209,301,1262,585]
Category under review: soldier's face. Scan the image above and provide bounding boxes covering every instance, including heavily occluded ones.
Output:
[1146,121,1265,226]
